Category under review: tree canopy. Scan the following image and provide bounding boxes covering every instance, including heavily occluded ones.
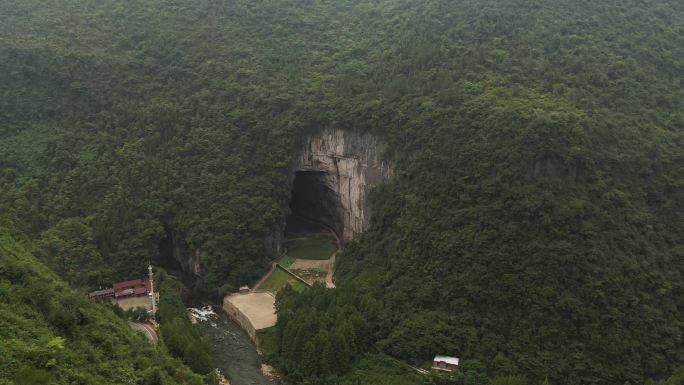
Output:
[1,0,683,384]
[0,232,208,385]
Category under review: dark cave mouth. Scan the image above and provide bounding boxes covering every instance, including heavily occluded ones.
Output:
[157,228,182,273]
[286,171,344,240]
[156,227,198,286]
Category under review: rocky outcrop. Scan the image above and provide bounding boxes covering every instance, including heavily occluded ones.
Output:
[168,229,203,278]
[293,128,393,241]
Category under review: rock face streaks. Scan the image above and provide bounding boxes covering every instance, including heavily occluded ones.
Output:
[293,128,393,241]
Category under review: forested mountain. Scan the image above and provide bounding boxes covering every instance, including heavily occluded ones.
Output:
[1,0,683,384]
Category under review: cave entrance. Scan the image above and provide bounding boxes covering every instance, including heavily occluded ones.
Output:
[157,228,182,274]
[285,171,344,242]
[156,227,197,288]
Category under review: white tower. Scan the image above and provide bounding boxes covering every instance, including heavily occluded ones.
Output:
[148,263,156,314]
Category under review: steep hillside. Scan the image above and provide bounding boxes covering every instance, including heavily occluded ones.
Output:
[0,1,683,384]
[0,232,208,384]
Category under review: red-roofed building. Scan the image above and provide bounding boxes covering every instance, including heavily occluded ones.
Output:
[115,288,135,298]
[88,265,158,315]
[113,278,150,298]
[88,288,115,300]
[113,279,146,291]
[134,286,148,295]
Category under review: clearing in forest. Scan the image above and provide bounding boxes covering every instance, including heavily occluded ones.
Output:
[288,258,330,285]
[283,234,337,260]
[278,255,295,269]
[257,268,307,293]
[289,259,329,270]
[112,296,154,312]
[281,234,339,286]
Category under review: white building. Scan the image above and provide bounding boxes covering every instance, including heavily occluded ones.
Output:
[432,355,459,372]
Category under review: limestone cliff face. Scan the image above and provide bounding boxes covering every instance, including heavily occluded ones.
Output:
[294,128,393,241]
[170,230,203,278]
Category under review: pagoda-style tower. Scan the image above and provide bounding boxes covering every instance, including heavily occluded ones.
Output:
[148,264,156,314]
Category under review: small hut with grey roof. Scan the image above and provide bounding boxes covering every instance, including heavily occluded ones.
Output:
[432,355,459,372]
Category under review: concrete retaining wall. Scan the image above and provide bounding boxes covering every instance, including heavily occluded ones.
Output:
[222,297,259,345]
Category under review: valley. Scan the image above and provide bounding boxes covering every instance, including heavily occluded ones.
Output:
[213,223,340,384]
[196,309,279,385]
[1,1,683,384]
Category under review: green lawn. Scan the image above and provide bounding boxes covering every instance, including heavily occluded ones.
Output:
[278,255,295,269]
[258,268,307,293]
[285,235,337,260]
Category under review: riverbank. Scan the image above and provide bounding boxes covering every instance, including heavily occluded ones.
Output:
[195,307,278,385]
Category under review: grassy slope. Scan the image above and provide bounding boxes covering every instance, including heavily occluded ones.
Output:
[0,234,207,385]
[277,256,296,269]
[258,268,306,294]
[285,236,338,260]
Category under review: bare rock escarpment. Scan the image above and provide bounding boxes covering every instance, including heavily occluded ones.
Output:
[291,128,393,242]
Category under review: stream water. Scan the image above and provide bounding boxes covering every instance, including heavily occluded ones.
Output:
[195,307,278,385]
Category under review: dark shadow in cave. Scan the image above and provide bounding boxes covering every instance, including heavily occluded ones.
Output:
[285,171,345,241]
[157,227,184,277]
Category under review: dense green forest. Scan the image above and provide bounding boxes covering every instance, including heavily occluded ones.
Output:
[0,231,208,384]
[1,0,683,384]
[156,274,214,376]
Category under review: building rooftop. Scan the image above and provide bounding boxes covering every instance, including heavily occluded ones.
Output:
[115,288,135,297]
[88,288,114,297]
[113,279,146,290]
[433,356,460,366]
[134,286,148,295]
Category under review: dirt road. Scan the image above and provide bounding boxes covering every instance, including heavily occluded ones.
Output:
[253,262,276,291]
[128,321,158,345]
[325,252,336,288]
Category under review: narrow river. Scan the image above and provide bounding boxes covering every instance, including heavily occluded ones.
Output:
[195,308,278,385]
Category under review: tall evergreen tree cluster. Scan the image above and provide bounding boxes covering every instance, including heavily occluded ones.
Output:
[271,284,377,380]
[157,275,214,376]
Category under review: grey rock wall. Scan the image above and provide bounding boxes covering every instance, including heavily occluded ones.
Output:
[294,128,393,241]
[170,230,203,278]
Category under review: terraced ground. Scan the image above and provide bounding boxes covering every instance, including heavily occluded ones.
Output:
[279,234,339,286]
[288,259,329,285]
[257,268,307,293]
